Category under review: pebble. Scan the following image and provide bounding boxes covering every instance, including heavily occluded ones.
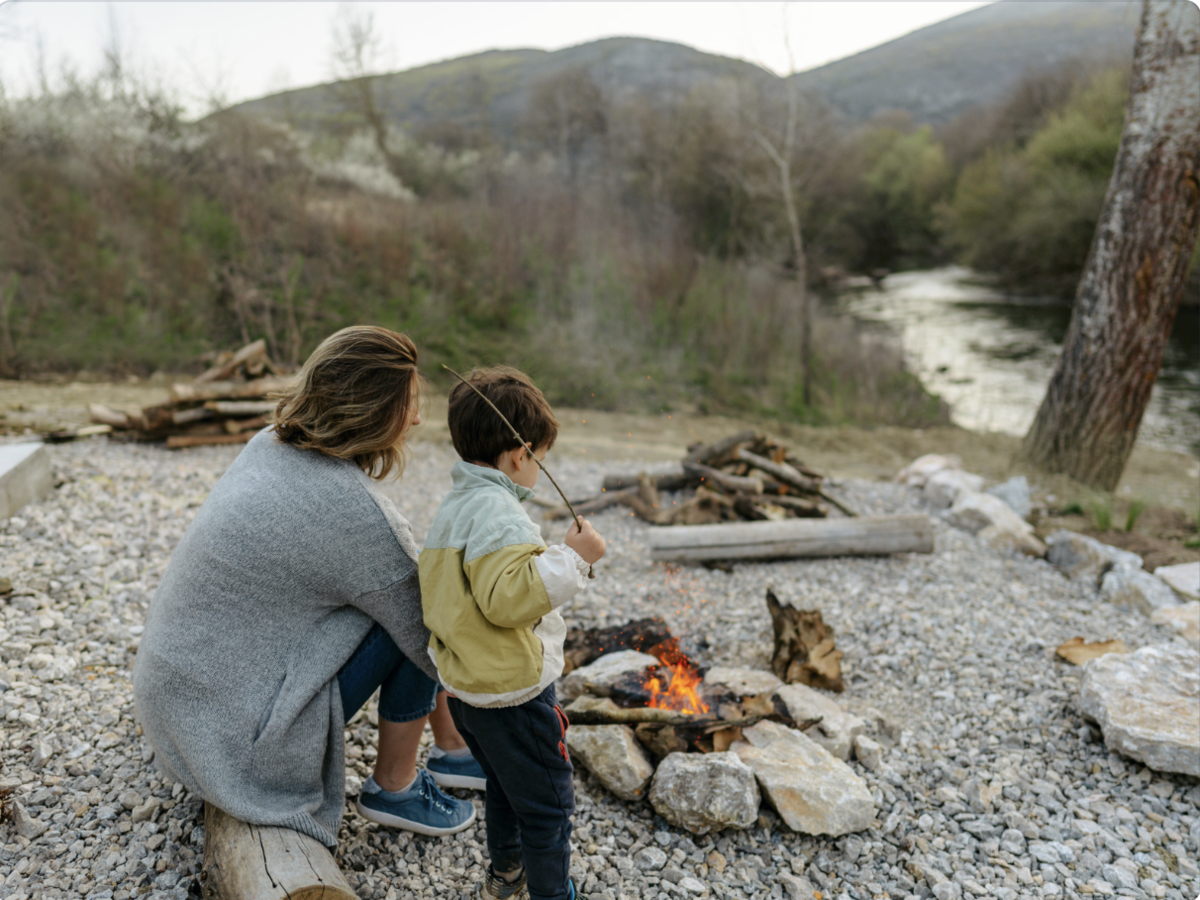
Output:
[0,437,1196,900]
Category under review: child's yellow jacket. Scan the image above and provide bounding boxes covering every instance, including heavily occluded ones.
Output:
[419,462,588,707]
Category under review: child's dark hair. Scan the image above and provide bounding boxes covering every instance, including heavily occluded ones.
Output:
[448,366,559,464]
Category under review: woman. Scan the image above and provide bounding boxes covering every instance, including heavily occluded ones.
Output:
[133,326,478,847]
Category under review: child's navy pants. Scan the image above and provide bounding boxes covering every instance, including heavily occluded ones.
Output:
[447,685,575,900]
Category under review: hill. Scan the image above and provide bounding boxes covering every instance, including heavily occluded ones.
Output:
[227,3,1141,138]
[791,0,1141,124]
[228,38,773,142]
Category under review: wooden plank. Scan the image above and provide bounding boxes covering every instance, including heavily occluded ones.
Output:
[87,403,133,429]
[647,514,934,562]
[682,462,763,495]
[167,432,256,450]
[682,429,760,467]
[169,377,293,405]
[204,400,277,416]
[201,803,357,900]
[195,339,267,384]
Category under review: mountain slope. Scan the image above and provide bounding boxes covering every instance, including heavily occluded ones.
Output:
[791,1,1141,124]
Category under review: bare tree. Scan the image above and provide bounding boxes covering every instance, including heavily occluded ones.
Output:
[526,66,607,183]
[742,22,814,406]
[1019,0,1199,489]
[328,3,393,164]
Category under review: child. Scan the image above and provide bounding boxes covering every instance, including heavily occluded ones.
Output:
[420,366,606,900]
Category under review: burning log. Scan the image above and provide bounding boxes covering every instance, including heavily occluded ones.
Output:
[766,590,845,692]
[647,514,934,563]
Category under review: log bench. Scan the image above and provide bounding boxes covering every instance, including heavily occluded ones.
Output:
[201,803,357,900]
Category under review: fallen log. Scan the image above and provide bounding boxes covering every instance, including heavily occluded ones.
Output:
[682,462,763,495]
[754,493,826,517]
[223,416,267,435]
[646,514,934,562]
[201,803,355,900]
[735,448,821,494]
[169,376,292,405]
[683,429,760,467]
[543,487,636,520]
[167,432,256,450]
[601,472,695,493]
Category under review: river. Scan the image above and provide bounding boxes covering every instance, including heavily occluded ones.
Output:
[839,267,1199,457]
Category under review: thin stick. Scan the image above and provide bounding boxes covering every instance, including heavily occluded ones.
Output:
[443,365,595,577]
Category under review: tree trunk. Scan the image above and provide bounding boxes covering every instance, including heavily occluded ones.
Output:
[1019,0,1200,489]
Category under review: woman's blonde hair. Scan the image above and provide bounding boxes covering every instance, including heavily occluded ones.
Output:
[273,326,420,480]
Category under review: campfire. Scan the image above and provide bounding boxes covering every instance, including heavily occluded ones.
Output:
[563,619,822,758]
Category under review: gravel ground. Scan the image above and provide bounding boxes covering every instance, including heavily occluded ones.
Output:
[1,436,1198,900]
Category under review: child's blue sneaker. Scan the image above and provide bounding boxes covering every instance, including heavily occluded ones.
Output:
[427,749,487,790]
[354,770,476,836]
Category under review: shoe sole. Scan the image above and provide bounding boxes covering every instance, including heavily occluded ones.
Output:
[354,797,477,836]
[429,771,488,791]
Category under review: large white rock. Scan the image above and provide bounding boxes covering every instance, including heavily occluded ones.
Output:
[0,443,53,520]
[773,683,866,761]
[986,475,1031,520]
[733,720,875,836]
[896,454,962,487]
[1045,530,1142,584]
[1100,567,1183,616]
[1150,602,1200,646]
[1154,562,1199,602]
[703,666,783,697]
[947,492,1034,536]
[979,524,1046,558]
[558,650,659,701]
[647,751,760,834]
[1078,644,1200,776]
[566,725,655,801]
[924,470,985,509]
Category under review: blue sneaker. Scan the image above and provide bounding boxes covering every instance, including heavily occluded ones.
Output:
[355,770,476,836]
[427,750,487,790]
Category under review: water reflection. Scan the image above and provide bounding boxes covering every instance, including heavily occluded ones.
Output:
[840,267,1199,457]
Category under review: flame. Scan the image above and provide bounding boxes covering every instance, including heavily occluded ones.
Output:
[645,657,710,716]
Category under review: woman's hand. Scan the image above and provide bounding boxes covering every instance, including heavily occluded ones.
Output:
[565,517,606,564]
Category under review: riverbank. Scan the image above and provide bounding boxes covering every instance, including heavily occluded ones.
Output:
[4,378,1196,546]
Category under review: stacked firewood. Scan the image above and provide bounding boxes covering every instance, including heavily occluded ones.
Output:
[547,429,853,526]
[87,340,293,449]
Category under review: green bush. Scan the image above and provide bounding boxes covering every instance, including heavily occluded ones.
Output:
[943,66,1129,297]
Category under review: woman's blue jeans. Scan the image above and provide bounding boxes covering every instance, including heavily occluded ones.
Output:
[337,622,438,725]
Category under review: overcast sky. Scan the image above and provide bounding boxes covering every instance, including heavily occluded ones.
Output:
[0,1,991,117]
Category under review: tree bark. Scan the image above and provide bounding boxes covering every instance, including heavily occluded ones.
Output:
[1019,0,1200,489]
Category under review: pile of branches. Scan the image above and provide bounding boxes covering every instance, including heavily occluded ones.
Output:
[86,340,292,449]
[546,430,853,526]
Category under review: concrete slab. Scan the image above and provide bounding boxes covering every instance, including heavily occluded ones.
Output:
[0,443,53,519]
[1155,562,1200,602]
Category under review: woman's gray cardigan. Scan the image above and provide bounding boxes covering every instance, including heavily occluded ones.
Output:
[133,429,437,847]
